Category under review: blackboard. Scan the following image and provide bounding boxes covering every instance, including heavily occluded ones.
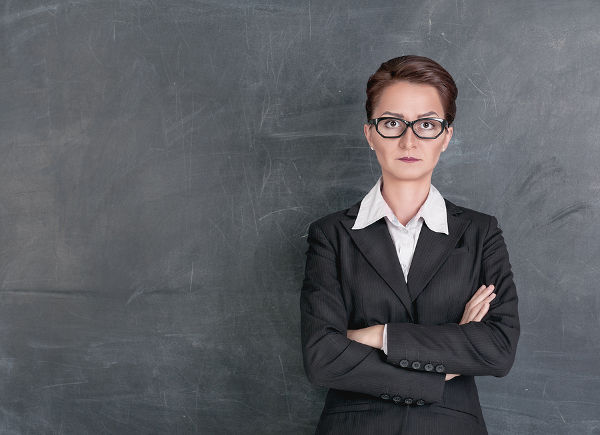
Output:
[1,1,599,433]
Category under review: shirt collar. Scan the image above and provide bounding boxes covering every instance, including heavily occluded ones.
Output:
[351,176,449,234]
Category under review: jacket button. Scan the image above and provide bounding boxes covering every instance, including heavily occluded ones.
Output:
[404,397,414,405]
[380,393,390,400]
[435,364,446,373]
[411,361,421,370]
[399,359,409,368]
[392,396,402,404]
[416,399,425,406]
[424,363,434,372]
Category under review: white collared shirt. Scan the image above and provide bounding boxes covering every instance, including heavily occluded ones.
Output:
[352,176,449,354]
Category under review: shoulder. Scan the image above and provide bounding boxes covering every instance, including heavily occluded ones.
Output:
[305,201,360,238]
[446,198,501,234]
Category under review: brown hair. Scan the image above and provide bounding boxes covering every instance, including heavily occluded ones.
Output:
[365,55,458,125]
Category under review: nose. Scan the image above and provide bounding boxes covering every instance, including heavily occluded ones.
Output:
[399,126,418,149]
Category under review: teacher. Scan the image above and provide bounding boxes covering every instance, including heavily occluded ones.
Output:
[300,55,520,435]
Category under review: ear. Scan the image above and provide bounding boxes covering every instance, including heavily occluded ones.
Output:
[364,123,375,150]
[441,125,453,151]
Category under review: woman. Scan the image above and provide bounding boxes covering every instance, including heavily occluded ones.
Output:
[300,55,519,435]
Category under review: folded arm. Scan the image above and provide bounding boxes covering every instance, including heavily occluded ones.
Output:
[384,215,520,377]
[300,223,446,403]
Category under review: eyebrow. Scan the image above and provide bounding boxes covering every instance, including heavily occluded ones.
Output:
[380,111,439,118]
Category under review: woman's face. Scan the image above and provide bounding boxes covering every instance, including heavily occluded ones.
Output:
[364,81,453,184]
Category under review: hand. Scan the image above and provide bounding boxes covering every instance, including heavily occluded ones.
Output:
[446,284,496,381]
[346,325,384,349]
[459,284,495,325]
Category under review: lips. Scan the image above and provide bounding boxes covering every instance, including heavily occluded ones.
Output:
[399,157,420,162]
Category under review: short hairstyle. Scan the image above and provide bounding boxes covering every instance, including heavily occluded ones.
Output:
[365,55,458,125]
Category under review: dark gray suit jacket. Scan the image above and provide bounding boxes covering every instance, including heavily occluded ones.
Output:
[300,198,520,435]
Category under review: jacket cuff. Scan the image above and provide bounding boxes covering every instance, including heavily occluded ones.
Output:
[383,369,446,405]
[384,322,448,375]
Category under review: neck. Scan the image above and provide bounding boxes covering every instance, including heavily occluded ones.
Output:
[380,174,431,226]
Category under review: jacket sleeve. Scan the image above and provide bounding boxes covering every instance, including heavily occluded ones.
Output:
[384,215,520,377]
[300,222,446,403]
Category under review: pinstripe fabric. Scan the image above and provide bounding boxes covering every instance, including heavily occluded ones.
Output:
[300,198,520,435]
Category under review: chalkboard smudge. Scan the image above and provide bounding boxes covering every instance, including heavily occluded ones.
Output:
[40,380,88,390]
[258,206,306,221]
[0,4,58,26]
[547,202,591,225]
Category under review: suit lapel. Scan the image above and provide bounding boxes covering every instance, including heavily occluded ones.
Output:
[341,199,471,321]
[342,201,415,321]
[406,199,471,302]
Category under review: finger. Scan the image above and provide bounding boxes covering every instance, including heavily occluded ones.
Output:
[472,285,488,298]
[469,293,496,319]
[476,284,494,295]
[473,300,492,322]
[472,303,488,322]
[467,285,492,307]
[461,302,481,324]
[464,294,494,322]
[465,303,485,324]
[463,294,486,318]
[464,304,483,323]
[477,292,496,304]
[461,286,495,324]
[467,285,495,308]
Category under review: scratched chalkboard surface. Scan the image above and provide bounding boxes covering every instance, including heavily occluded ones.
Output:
[0,1,598,434]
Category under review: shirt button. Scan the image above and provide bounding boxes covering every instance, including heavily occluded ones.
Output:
[392,396,403,404]
[411,361,421,370]
[399,359,409,368]
[416,399,425,406]
[380,393,390,400]
[424,363,434,372]
[404,397,414,405]
[435,364,446,373]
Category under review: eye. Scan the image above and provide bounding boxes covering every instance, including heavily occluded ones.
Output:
[413,119,444,138]
[383,119,402,129]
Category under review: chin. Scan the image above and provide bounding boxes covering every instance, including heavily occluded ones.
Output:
[384,169,432,182]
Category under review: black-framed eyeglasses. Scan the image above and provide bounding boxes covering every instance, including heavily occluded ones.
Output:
[367,117,448,139]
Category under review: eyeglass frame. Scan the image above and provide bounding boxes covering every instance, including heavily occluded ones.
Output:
[367,116,449,139]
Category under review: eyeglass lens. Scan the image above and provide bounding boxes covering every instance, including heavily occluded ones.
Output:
[377,118,444,138]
